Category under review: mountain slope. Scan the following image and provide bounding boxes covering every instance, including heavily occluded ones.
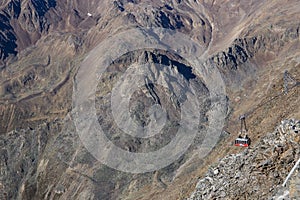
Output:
[0,0,299,199]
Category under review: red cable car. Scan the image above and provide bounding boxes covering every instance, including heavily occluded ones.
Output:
[234,137,250,147]
[234,115,251,147]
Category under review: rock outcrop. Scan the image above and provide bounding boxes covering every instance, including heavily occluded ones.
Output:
[210,24,300,71]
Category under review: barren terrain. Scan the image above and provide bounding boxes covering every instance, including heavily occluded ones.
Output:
[0,0,299,199]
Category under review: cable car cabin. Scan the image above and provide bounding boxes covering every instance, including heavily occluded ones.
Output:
[234,137,250,147]
[234,115,251,147]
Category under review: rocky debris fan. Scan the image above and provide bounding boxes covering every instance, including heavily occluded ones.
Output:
[188,119,300,200]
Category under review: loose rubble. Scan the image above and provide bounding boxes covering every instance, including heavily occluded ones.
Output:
[189,119,300,200]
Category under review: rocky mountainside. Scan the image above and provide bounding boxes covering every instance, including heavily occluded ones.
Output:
[0,0,56,61]
[0,0,299,199]
[189,119,300,199]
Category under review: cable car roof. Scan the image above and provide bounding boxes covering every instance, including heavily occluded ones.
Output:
[235,138,249,141]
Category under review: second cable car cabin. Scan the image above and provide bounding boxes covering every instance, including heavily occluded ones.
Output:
[234,115,251,147]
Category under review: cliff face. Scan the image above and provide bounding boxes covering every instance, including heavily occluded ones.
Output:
[0,0,56,60]
[0,0,300,199]
[0,1,18,61]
